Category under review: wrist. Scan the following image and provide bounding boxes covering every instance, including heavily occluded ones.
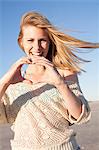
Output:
[54,77,65,88]
[0,76,11,89]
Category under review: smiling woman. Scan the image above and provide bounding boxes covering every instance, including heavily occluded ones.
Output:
[0,11,99,150]
[20,25,50,58]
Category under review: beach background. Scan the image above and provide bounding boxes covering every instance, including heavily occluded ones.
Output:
[0,0,99,150]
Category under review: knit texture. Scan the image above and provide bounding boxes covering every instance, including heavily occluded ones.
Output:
[3,81,90,150]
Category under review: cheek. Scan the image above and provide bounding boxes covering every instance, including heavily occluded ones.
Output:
[22,42,31,54]
[24,45,30,50]
[42,42,49,52]
[23,46,29,54]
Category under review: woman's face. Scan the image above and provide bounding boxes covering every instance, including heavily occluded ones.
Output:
[21,25,50,58]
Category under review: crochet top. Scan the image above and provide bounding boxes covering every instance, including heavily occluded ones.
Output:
[3,81,91,150]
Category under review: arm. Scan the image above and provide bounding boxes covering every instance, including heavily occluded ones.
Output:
[54,71,91,124]
[0,57,32,102]
[0,77,10,101]
[54,72,82,120]
[28,56,90,122]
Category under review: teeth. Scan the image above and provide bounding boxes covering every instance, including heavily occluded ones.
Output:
[33,52,42,56]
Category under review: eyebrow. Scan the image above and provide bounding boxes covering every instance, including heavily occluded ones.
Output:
[26,37,48,39]
[24,35,49,38]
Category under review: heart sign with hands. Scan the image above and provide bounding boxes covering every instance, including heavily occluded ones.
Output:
[25,56,63,86]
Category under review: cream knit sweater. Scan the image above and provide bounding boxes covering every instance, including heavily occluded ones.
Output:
[3,81,91,150]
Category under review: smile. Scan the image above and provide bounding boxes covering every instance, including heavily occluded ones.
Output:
[32,52,43,56]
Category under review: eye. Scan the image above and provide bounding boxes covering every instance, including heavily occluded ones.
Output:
[40,39,47,42]
[39,39,47,44]
[27,39,33,42]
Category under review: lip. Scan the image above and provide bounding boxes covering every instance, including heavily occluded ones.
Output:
[32,52,43,56]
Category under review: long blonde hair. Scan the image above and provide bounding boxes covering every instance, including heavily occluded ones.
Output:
[18,11,99,73]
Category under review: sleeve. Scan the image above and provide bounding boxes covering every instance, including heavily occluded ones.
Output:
[0,85,18,124]
[0,93,8,124]
[1,83,34,124]
[62,81,91,125]
[52,80,91,125]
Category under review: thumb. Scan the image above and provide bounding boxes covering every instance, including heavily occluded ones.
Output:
[22,79,33,85]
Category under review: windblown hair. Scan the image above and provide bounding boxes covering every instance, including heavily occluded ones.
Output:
[18,11,99,73]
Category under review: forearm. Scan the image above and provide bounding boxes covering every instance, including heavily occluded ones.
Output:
[55,80,82,120]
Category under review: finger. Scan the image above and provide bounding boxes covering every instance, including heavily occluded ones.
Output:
[13,57,32,69]
[20,57,32,64]
[23,73,33,83]
[33,61,54,68]
[22,75,33,84]
[32,58,53,67]
[22,79,33,84]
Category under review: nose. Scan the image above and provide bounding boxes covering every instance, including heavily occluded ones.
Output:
[32,41,40,51]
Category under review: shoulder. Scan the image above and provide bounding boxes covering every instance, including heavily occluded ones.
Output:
[57,68,79,83]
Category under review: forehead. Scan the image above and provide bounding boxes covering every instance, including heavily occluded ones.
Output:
[22,25,49,38]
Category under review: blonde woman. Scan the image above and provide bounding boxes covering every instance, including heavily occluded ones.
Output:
[0,11,99,150]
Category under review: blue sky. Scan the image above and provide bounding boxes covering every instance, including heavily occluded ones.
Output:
[0,0,99,101]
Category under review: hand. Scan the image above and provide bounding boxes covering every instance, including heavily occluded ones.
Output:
[26,56,64,86]
[3,57,32,85]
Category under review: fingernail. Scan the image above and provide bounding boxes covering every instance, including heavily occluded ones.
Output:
[29,58,32,62]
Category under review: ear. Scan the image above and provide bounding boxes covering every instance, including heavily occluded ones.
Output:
[18,38,24,50]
